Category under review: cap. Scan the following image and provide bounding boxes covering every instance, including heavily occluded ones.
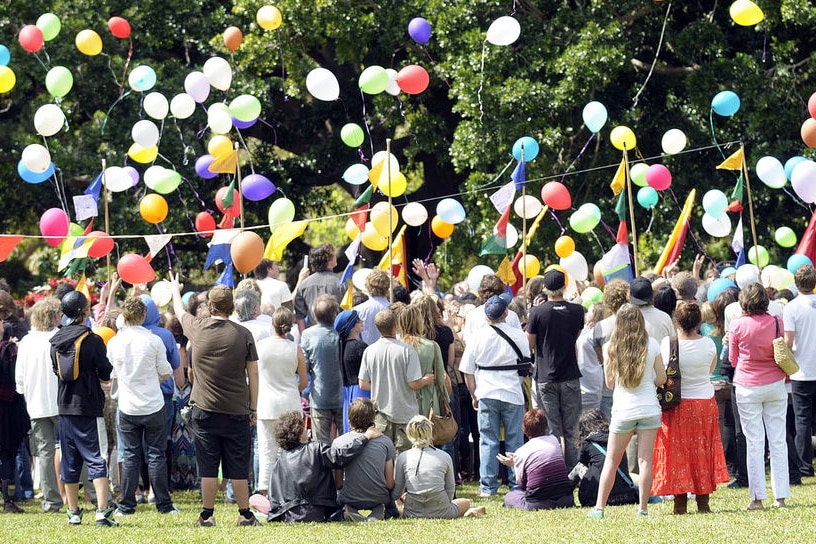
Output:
[543,269,566,291]
[629,277,653,306]
[60,291,88,327]
[334,310,359,339]
[484,293,511,321]
[208,285,233,306]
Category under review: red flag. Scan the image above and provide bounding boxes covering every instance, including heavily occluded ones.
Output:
[796,209,816,264]
[509,251,524,295]
[496,203,511,237]
[0,236,24,263]
[616,221,628,244]
[351,204,369,233]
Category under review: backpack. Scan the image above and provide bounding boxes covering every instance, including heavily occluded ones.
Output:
[53,331,90,382]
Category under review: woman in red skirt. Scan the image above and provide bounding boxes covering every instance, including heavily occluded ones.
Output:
[653,302,729,514]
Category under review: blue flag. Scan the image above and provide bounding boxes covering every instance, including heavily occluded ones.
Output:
[511,159,526,191]
[84,171,103,202]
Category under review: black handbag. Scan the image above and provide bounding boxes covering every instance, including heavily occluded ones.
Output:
[656,336,681,411]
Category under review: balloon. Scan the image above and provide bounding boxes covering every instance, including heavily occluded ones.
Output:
[231,231,264,274]
[787,254,813,275]
[702,189,729,218]
[646,164,672,191]
[581,286,603,308]
[195,212,216,237]
[139,193,169,224]
[203,57,232,91]
[184,71,210,103]
[369,152,401,186]
[127,143,158,164]
[193,155,216,179]
[495,223,519,248]
[561,251,589,282]
[75,29,102,56]
[17,160,54,183]
[512,136,539,161]
[730,0,764,26]
[610,126,636,150]
[34,104,65,136]
[232,116,257,130]
[379,172,407,198]
[408,17,432,44]
[521,255,540,278]
[396,65,430,95]
[352,268,373,291]
[513,195,543,219]
[223,26,243,52]
[229,94,261,122]
[785,156,807,180]
[637,186,659,209]
[143,165,181,194]
[371,202,399,236]
[747,245,770,268]
[268,198,296,228]
[801,118,816,148]
[467,265,494,292]
[208,135,233,157]
[93,326,116,345]
[19,25,44,53]
[107,16,131,38]
[207,102,233,134]
[582,101,607,134]
[774,226,797,248]
[630,162,649,187]
[486,16,520,46]
[345,218,360,240]
[103,166,135,192]
[761,265,794,291]
[257,5,283,30]
[169,93,196,119]
[554,235,575,258]
[215,187,241,216]
[385,68,401,96]
[707,277,737,302]
[21,144,51,173]
[131,119,160,148]
[128,65,156,92]
[117,254,156,284]
[735,264,759,289]
[711,90,740,116]
[0,45,9,66]
[809,91,816,119]
[791,160,816,203]
[436,198,466,224]
[123,166,140,187]
[85,231,114,258]
[661,129,687,155]
[39,208,69,247]
[305,67,340,101]
[340,123,365,147]
[37,13,61,41]
[0,66,13,93]
[149,281,173,308]
[361,223,388,251]
[593,262,606,287]
[755,156,786,189]
[45,66,73,98]
[702,213,731,237]
[143,92,169,120]
[342,163,370,185]
[402,202,428,227]
[359,66,389,95]
[431,216,454,239]
[540,181,571,210]
[569,203,601,234]
[242,174,276,201]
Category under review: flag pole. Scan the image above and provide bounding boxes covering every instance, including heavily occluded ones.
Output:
[386,138,394,304]
[623,147,639,276]
[520,145,527,295]
[101,158,111,284]
[235,142,245,232]
[740,145,760,271]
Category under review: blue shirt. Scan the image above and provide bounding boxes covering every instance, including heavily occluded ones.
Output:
[300,324,343,409]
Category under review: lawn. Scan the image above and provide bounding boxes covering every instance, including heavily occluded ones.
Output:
[5,479,816,543]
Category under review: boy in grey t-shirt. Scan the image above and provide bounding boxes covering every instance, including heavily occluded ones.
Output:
[333,398,396,521]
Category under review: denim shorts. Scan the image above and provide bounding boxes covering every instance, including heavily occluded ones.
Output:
[608,414,662,434]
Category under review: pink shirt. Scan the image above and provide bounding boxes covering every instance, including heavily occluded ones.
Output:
[729,313,786,386]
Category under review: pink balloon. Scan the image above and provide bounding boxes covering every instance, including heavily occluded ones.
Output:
[646,164,672,191]
[39,207,69,247]
[116,254,156,284]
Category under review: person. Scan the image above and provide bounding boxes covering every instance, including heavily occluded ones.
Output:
[393,415,485,519]
[591,279,630,418]
[461,274,523,346]
[652,302,729,514]
[293,244,344,332]
[169,276,261,527]
[0,291,27,341]
[49,291,118,526]
[459,294,529,498]
[629,277,674,342]
[783,264,816,478]
[352,269,391,345]
[672,271,699,304]
[255,307,308,496]
[398,305,448,421]
[729,283,790,510]
[334,310,369,434]
[300,295,343,443]
[653,284,677,319]
[576,302,603,412]
[526,269,585,471]
[500,409,574,510]
[106,296,178,516]
[14,297,63,513]
[0,317,28,514]
[232,289,273,345]
[253,259,294,311]
[333,398,396,521]
[588,304,666,518]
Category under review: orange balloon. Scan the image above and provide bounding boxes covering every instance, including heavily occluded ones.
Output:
[224,26,243,52]
[593,261,606,287]
[93,326,116,345]
[139,193,168,224]
[230,231,264,274]
[431,216,454,239]
[802,118,816,149]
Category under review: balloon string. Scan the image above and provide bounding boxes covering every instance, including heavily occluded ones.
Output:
[120,38,134,98]
[181,175,211,212]
[421,47,451,89]
[632,0,671,108]
[591,230,605,255]
[234,128,255,174]
[101,89,132,135]
[709,109,726,160]
[560,133,595,184]
[40,136,68,214]
[276,29,288,101]
[782,186,811,211]
[511,0,518,16]
[549,209,566,235]
[172,118,194,166]
[360,90,375,159]
[762,27,767,64]
[32,51,51,72]
[256,118,282,167]
[645,209,655,233]
[478,42,487,123]
[598,219,617,241]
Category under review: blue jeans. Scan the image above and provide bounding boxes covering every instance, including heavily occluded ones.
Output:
[536,379,582,470]
[477,398,523,494]
[118,407,174,512]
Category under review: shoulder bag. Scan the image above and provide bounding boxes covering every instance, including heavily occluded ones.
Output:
[429,346,458,446]
[656,336,681,411]
[773,316,799,376]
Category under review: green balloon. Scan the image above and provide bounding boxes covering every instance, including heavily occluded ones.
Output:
[581,286,603,309]
[153,171,181,194]
[358,66,389,95]
[45,66,73,98]
[630,162,649,187]
[36,13,61,42]
[68,222,84,237]
[228,94,262,122]
[747,245,770,268]
[340,123,365,147]
[570,208,594,234]
[774,226,797,248]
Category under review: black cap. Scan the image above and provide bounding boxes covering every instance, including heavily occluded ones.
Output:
[60,291,88,327]
[629,277,653,306]
[543,269,566,291]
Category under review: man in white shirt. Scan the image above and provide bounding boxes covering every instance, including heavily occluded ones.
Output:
[629,277,674,342]
[461,274,522,346]
[253,259,293,312]
[352,269,391,345]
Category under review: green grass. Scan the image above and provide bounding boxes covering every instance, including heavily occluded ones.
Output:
[5,480,816,543]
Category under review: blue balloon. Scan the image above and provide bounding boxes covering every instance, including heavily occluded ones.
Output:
[711,90,740,117]
[17,160,55,183]
[707,277,737,302]
[582,101,608,134]
[637,186,658,209]
[512,136,539,161]
[0,45,10,66]
[785,156,808,181]
[787,254,813,275]
[342,163,369,186]
[436,198,466,224]
[408,17,432,45]
[231,116,257,130]
[719,266,736,279]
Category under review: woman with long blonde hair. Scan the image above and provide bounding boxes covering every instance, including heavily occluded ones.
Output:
[398,305,448,420]
[589,304,666,518]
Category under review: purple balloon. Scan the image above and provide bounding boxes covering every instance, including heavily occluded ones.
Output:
[123,166,140,187]
[195,155,218,179]
[242,174,276,201]
[408,17,431,45]
[232,116,258,130]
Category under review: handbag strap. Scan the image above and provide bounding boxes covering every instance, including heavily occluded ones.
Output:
[477,325,531,371]
[430,344,452,414]
[774,315,781,339]
[669,335,679,371]
[589,441,633,487]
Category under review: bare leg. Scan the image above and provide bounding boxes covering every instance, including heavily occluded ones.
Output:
[64,483,80,512]
[453,498,471,516]
[92,477,110,510]
[231,479,250,510]
[201,477,218,510]
[594,430,633,511]
[635,428,658,513]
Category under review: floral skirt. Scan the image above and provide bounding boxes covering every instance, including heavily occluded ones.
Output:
[652,397,729,496]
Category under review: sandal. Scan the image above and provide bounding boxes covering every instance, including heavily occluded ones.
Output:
[587,508,604,519]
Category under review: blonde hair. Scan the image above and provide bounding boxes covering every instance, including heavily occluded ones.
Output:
[29,297,61,331]
[606,303,648,389]
[411,294,439,340]
[397,304,427,346]
[120,296,147,326]
[405,415,434,448]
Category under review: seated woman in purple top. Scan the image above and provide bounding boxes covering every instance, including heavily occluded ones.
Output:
[499,409,575,510]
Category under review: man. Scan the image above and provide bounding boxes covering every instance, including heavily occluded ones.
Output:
[294,244,344,332]
[49,291,117,527]
[629,277,674,342]
[232,290,273,344]
[169,276,261,527]
[460,294,530,497]
[461,274,522,346]
[253,259,293,311]
[526,269,584,471]
[358,308,433,453]
[300,295,343,443]
[352,269,391,345]
[107,297,177,516]
[784,264,816,477]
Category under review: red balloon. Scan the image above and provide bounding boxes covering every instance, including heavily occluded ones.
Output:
[230,231,264,274]
[19,25,45,53]
[215,186,241,215]
[540,181,572,210]
[117,254,156,284]
[809,92,816,120]
[87,230,114,258]
[107,17,131,39]
[646,164,672,191]
[396,65,430,95]
[195,211,216,237]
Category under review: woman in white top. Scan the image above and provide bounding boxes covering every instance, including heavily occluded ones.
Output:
[589,304,666,518]
[255,307,307,493]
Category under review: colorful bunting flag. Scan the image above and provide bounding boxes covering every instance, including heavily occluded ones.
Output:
[511,159,526,191]
[795,210,816,265]
[264,220,308,261]
[731,216,744,255]
[716,147,744,171]
[377,225,408,287]
[58,236,95,271]
[610,158,626,196]
[600,222,633,283]
[654,189,696,274]
[496,256,517,286]
[209,150,239,174]
[0,236,24,263]
[84,171,103,203]
[351,205,369,233]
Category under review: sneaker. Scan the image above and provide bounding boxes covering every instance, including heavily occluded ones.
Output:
[4,501,24,514]
[587,508,604,520]
[343,504,366,522]
[478,491,495,498]
[637,510,649,517]
[160,507,181,515]
[67,508,83,525]
[236,513,262,526]
[95,507,120,527]
[114,507,135,516]
[194,516,216,527]
[147,494,156,505]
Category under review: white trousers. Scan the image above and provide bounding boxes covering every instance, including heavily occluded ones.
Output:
[256,418,279,492]
[735,380,791,501]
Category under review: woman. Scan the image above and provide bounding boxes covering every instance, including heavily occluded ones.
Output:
[589,304,666,518]
[500,409,574,510]
[653,302,729,514]
[255,307,308,495]
[334,309,369,434]
[398,305,448,419]
[729,283,790,510]
[393,415,485,518]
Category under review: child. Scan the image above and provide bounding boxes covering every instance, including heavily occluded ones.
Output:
[576,303,604,413]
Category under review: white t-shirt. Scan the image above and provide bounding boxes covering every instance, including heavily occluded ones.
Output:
[639,305,675,342]
[107,325,172,416]
[461,304,522,346]
[576,326,603,410]
[660,336,716,399]
[605,337,661,422]
[257,277,293,309]
[459,322,529,406]
[783,293,816,380]
[256,336,303,420]
[14,329,59,419]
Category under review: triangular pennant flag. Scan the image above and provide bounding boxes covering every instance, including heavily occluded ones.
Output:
[264,220,309,261]
[84,171,103,202]
[731,216,744,255]
[340,282,354,310]
[610,158,626,196]
[614,190,627,222]
[716,147,744,171]
[479,235,507,256]
[489,182,515,214]
[58,236,95,271]
[377,225,409,287]
[654,189,696,274]
[0,236,24,263]
[509,252,524,295]
[496,256,517,286]
[217,262,235,288]
[735,247,747,268]
[795,209,816,265]
[616,221,629,244]
[511,159,526,191]
[338,262,354,287]
[730,173,744,202]
[209,150,239,174]
[601,222,634,283]
[351,204,369,233]
[354,185,374,208]
[75,273,90,299]
[368,161,384,190]
[204,243,232,270]
[221,180,237,208]
[496,204,511,237]
[345,233,362,264]
[73,194,98,221]
[145,234,173,258]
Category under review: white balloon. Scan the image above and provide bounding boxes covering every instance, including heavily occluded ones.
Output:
[203,56,232,91]
[385,68,401,96]
[791,160,816,203]
[169,93,196,119]
[150,280,173,307]
[735,264,759,289]
[560,251,588,282]
[755,156,786,189]
[402,202,428,227]
[701,212,732,237]
[207,103,233,134]
[486,16,521,46]
[184,71,210,103]
[467,265,494,292]
[131,119,160,148]
[352,268,372,292]
[493,223,519,248]
[34,104,65,137]
[21,144,51,173]
[143,92,169,120]
[661,128,687,155]
[144,165,168,190]
[513,195,543,219]
[306,67,340,101]
[103,166,133,193]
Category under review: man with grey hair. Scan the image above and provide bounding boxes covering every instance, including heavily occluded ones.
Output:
[233,290,272,344]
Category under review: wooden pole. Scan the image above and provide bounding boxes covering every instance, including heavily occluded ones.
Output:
[520,145,528,295]
[740,145,761,271]
[101,159,111,284]
[235,143,245,232]
[623,148,639,276]
[386,138,394,304]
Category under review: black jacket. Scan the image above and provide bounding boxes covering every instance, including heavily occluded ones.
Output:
[577,432,639,507]
[49,325,112,417]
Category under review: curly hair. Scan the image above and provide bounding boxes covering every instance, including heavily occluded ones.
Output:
[477,274,505,303]
[606,303,648,389]
[603,279,630,317]
[794,264,816,292]
[120,296,147,326]
[29,297,61,332]
[365,269,391,297]
[578,409,609,445]
[739,283,769,315]
[275,411,306,450]
[348,398,377,432]
[309,244,336,272]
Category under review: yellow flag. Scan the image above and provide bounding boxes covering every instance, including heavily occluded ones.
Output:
[377,225,408,287]
[209,150,239,174]
[75,273,91,299]
[263,220,308,261]
[716,147,744,171]
[58,237,95,271]
[340,282,354,310]
[367,160,384,190]
[610,158,626,196]
[496,256,517,286]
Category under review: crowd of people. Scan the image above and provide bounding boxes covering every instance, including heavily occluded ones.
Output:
[1,242,815,527]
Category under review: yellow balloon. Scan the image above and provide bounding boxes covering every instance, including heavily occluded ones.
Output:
[208,135,233,157]
[75,29,102,56]
[257,5,283,30]
[345,218,360,240]
[610,126,637,151]
[361,222,388,251]
[521,255,541,278]
[379,172,407,198]
[370,201,398,237]
[0,66,16,94]
[730,0,764,26]
[554,235,575,258]
[128,143,159,164]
